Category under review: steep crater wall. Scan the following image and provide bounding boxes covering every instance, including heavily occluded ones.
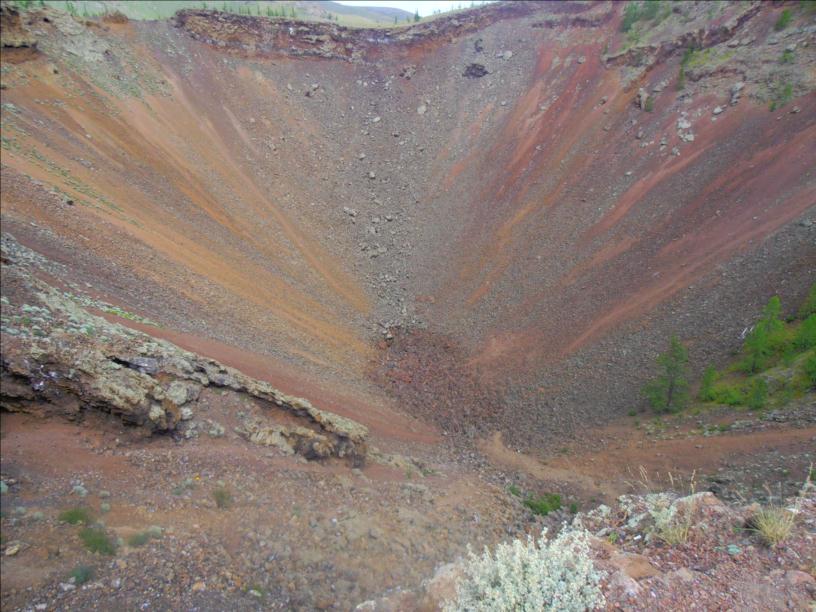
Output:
[1,1,814,449]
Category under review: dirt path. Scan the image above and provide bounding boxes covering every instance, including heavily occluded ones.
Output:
[480,422,816,502]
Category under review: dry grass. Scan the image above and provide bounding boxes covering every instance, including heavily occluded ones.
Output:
[748,464,812,546]
[657,518,691,545]
[625,465,697,496]
[749,506,795,546]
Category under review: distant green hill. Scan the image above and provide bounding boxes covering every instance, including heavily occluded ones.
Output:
[31,0,415,26]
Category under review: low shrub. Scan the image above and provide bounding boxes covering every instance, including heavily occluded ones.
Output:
[524,493,562,516]
[213,486,233,509]
[70,565,94,585]
[710,382,744,406]
[79,527,116,555]
[444,527,605,612]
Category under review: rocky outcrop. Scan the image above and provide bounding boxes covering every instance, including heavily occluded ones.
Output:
[0,236,368,465]
[0,4,38,50]
[173,1,600,62]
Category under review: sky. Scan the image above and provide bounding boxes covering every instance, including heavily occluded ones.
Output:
[335,1,491,17]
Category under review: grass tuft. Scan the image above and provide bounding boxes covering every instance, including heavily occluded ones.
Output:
[749,506,795,546]
[657,519,690,545]
[59,507,93,525]
[79,527,116,555]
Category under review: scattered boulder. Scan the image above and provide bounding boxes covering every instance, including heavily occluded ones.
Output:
[463,63,488,78]
[610,552,661,579]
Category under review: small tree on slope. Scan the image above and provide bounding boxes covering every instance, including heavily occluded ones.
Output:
[741,295,784,374]
[643,335,689,413]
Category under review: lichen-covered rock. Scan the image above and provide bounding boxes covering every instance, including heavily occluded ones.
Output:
[0,240,368,464]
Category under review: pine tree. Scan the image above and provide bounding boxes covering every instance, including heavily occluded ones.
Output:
[643,336,689,413]
[414,9,420,22]
[742,296,783,373]
[697,366,717,401]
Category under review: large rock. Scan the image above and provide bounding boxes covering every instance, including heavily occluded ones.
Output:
[0,251,369,464]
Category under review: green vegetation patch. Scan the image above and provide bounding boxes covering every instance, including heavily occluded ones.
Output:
[79,527,116,555]
[775,8,793,31]
[212,486,233,509]
[70,564,94,585]
[58,507,93,525]
[523,493,562,516]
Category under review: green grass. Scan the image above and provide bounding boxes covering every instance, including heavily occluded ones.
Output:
[508,484,522,497]
[79,528,116,555]
[70,564,94,585]
[620,1,666,33]
[523,493,562,516]
[59,507,93,525]
[781,49,795,64]
[774,8,792,31]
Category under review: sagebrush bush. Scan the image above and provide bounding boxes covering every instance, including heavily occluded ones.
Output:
[444,527,605,612]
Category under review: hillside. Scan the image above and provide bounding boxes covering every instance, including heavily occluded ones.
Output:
[1,0,814,609]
